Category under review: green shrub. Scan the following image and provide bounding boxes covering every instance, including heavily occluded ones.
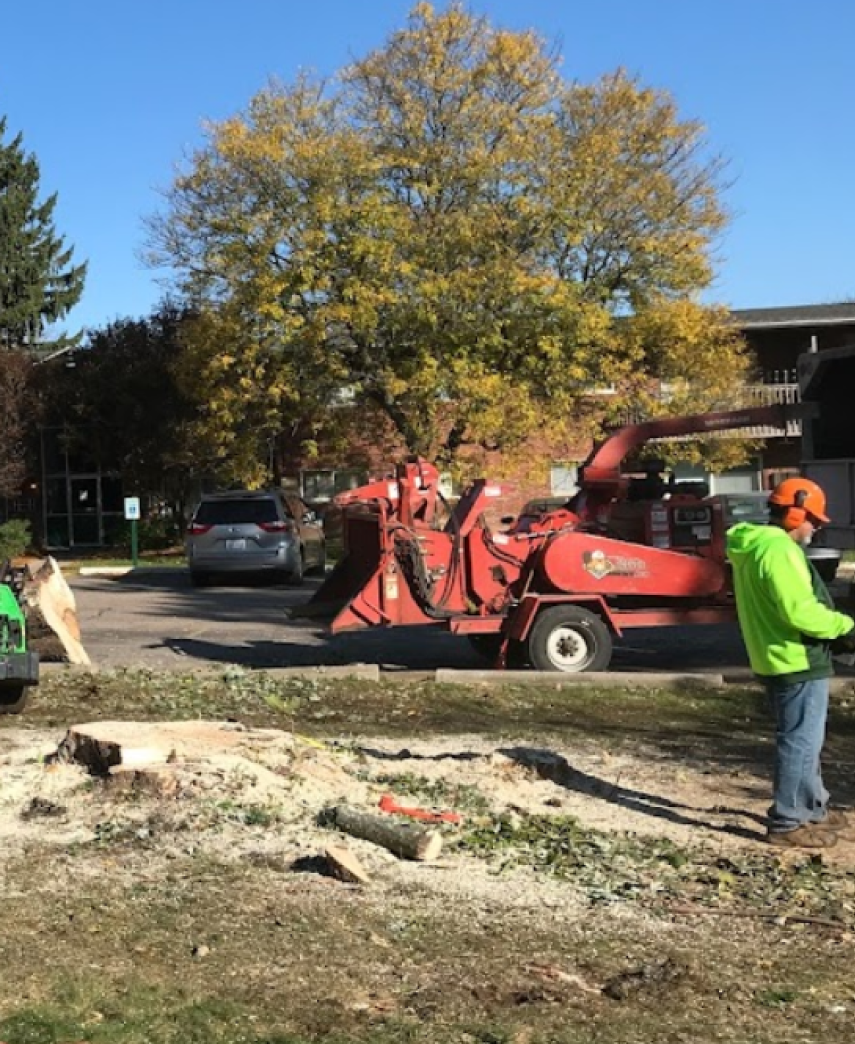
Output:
[137,516,182,550]
[0,519,31,562]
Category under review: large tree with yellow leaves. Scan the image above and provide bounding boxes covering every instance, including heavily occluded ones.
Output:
[149,3,750,482]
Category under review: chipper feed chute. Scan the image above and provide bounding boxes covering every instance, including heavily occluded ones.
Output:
[293,502,390,629]
[294,463,517,634]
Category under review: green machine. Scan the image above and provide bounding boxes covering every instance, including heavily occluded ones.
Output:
[0,564,39,714]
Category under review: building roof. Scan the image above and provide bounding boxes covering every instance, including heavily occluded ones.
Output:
[732,302,855,329]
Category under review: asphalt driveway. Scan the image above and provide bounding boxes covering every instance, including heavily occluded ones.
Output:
[69,567,758,677]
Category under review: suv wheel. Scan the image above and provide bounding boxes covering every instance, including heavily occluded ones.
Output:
[280,552,304,587]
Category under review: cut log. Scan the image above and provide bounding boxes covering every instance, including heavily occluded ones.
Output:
[17,556,90,665]
[332,804,443,862]
[324,844,371,884]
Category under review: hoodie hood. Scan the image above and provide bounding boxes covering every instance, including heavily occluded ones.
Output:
[726,521,785,559]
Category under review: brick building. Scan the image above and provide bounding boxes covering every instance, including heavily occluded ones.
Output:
[286,303,855,519]
[731,302,855,488]
[38,302,855,547]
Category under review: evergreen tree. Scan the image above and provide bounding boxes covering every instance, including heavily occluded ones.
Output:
[0,117,86,353]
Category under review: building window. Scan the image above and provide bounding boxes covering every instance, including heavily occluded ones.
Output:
[672,461,762,495]
[550,464,579,497]
[301,469,368,503]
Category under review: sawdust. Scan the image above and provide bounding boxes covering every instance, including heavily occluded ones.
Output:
[3,719,854,905]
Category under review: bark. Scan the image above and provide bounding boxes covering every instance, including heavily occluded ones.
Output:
[331,804,443,861]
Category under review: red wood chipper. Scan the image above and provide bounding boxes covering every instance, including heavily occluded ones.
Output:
[298,403,811,672]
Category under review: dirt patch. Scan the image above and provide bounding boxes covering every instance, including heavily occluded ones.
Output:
[4,721,855,897]
[0,724,768,871]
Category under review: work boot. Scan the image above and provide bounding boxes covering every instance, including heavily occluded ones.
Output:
[767,823,838,849]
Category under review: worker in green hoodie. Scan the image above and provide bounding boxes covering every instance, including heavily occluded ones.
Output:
[727,477,855,848]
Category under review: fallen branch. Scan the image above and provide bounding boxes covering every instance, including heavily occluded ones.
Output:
[667,902,848,931]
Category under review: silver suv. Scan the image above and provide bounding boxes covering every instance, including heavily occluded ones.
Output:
[185,490,325,587]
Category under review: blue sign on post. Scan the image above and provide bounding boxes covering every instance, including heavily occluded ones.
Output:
[124,497,141,566]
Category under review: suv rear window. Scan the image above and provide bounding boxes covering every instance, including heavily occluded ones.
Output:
[722,494,769,525]
[194,498,279,525]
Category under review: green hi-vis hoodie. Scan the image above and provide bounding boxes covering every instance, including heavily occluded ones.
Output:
[726,522,854,679]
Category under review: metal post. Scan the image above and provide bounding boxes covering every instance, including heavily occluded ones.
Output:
[131,519,139,568]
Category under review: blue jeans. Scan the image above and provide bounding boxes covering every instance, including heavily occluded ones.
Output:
[765,676,830,833]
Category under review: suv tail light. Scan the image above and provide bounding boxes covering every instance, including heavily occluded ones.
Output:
[187,522,212,535]
[259,520,293,533]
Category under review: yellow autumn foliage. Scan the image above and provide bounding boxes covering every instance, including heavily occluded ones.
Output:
[149,3,748,481]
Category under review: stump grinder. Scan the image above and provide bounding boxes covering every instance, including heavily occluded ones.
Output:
[0,561,39,712]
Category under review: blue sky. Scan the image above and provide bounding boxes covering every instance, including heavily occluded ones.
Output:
[3,1,854,335]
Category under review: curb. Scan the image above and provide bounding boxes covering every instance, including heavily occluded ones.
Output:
[37,663,855,691]
[78,566,133,577]
[262,664,380,682]
[76,566,189,578]
[40,661,381,682]
[434,668,726,688]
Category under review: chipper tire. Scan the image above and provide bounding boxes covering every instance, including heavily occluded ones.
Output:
[527,605,613,673]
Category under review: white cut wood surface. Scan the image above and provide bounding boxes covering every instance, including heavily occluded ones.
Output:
[324,844,371,884]
[18,556,90,665]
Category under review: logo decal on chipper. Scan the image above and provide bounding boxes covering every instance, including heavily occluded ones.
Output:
[582,549,649,579]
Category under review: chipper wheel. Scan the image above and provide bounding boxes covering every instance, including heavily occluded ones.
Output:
[527,605,613,673]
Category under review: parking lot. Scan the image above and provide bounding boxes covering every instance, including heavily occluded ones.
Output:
[69,566,762,677]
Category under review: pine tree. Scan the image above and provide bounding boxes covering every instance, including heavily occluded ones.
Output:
[0,117,86,353]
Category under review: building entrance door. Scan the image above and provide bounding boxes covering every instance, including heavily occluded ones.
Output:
[69,477,100,546]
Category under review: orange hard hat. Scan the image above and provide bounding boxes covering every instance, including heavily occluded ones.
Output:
[768,476,830,527]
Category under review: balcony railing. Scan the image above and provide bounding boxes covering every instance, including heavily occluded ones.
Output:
[732,383,802,438]
[606,383,802,439]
